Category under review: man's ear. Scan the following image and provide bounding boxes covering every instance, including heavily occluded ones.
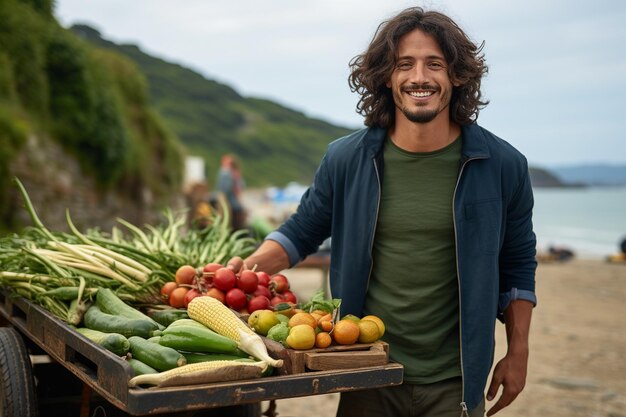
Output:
[386,80,391,88]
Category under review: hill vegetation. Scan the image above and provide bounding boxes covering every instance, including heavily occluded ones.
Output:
[70,24,354,188]
[0,0,184,228]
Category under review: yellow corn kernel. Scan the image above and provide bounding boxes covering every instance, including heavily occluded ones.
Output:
[187,296,255,342]
[187,296,283,368]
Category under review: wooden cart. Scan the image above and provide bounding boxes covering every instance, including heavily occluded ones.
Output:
[0,291,403,416]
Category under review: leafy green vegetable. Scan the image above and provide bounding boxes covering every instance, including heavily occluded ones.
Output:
[301,289,341,315]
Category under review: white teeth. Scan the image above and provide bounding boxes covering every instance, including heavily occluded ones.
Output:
[408,91,433,97]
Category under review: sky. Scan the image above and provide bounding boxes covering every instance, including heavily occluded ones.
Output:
[54,0,626,168]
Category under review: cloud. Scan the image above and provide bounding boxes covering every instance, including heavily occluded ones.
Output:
[55,0,626,165]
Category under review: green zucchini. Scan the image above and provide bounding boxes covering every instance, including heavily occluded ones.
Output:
[146,308,189,327]
[127,358,158,376]
[128,336,186,372]
[76,327,130,356]
[97,288,165,330]
[166,318,205,328]
[84,305,158,339]
[159,324,238,354]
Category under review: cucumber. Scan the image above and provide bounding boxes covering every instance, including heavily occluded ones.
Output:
[84,305,158,339]
[182,352,252,364]
[146,308,189,327]
[97,288,165,330]
[159,324,238,354]
[128,336,186,372]
[127,358,158,376]
[76,327,130,356]
[44,287,98,300]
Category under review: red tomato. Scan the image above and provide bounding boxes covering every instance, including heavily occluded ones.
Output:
[205,287,226,304]
[270,274,290,293]
[270,294,287,306]
[256,271,271,287]
[282,290,297,304]
[175,265,197,285]
[237,270,259,294]
[213,268,237,292]
[169,287,189,308]
[253,285,272,299]
[160,281,178,301]
[183,289,201,308]
[225,288,247,310]
[247,295,271,313]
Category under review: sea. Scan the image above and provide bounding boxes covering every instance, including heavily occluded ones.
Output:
[532,186,626,259]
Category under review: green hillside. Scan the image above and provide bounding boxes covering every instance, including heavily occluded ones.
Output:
[70,25,355,188]
[0,0,184,229]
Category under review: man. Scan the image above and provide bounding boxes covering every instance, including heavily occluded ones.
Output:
[228,7,536,417]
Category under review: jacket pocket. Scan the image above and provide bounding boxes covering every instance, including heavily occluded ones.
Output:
[464,198,503,255]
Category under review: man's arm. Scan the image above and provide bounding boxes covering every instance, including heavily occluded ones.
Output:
[227,240,290,275]
[486,299,533,416]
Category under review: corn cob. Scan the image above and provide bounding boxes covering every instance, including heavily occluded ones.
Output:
[187,297,283,367]
[128,359,267,387]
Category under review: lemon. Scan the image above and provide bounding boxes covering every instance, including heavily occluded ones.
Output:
[248,309,280,336]
[286,324,316,350]
[361,315,385,338]
[357,319,380,343]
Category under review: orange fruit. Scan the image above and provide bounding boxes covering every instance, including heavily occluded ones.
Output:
[318,313,332,323]
[311,312,324,323]
[332,319,359,345]
[315,332,332,348]
[357,319,380,343]
[361,315,385,337]
[288,312,317,329]
[318,319,333,332]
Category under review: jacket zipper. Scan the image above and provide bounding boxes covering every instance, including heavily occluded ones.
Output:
[365,156,383,293]
[452,155,485,415]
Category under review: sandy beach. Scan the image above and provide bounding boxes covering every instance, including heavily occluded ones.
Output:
[258,259,626,417]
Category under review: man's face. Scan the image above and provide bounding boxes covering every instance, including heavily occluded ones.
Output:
[387,29,459,124]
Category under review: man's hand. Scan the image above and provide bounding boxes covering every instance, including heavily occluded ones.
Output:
[225,240,290,276]
[486,299,533,416]
[226,256,246,274]
[486,349,528,415]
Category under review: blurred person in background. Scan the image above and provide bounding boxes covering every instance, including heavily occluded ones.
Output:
[217,154,246,230]
[228,7,536,417]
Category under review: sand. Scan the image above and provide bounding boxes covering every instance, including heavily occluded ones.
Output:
[258,259,626,417]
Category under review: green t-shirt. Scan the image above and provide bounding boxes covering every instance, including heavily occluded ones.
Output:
[363,135,462,384]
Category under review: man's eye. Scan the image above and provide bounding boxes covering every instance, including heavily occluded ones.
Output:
[429,62,444,69]
[397,62,412,70]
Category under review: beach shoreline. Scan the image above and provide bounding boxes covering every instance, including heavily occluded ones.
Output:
[260,258,626,417]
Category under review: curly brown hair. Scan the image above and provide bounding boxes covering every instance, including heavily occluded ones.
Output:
[348,7,489,128]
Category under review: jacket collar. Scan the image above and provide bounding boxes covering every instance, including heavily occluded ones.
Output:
[460,124,491,160]
[361,124,490,159]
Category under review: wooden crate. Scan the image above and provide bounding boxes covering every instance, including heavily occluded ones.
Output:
[287,342,389,374]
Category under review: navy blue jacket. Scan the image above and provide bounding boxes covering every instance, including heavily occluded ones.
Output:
[268,124,537,411]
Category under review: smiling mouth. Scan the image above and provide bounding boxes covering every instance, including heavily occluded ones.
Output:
[406,91,434,98]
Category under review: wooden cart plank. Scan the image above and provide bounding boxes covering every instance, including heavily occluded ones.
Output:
[0,291,404,416]
[125,363,403,415]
